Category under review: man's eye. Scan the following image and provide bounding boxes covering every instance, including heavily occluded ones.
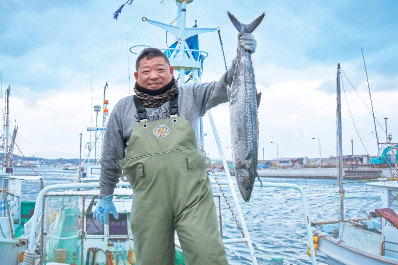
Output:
[158,69,165,71]
[142,71,149,74]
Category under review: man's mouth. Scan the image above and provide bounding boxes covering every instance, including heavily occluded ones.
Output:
[148,83,162,88]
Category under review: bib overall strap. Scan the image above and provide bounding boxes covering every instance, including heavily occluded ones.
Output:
[133,95,147,122]
[133,93,179,122]
[169,94,179,117]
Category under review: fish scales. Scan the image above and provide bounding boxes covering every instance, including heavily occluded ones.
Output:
[227,12,264,202]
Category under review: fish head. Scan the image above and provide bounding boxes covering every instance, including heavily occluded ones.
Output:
[235,169,254,202]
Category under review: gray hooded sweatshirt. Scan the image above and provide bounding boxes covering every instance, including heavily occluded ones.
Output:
[99,61,236,197]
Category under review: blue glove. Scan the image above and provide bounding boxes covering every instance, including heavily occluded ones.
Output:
[93,195,119,225]
[238,33,257,53]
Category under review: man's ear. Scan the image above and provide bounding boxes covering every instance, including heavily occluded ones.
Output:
[134,72,138,81]
[170,66,174,76]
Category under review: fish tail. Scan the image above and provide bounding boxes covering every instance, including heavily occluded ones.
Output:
[256,92,262,109]
[227,12,265,33]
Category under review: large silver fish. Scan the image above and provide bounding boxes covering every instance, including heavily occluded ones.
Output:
[227,12,264,202]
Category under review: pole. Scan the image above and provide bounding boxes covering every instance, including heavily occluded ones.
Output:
[336,63,345,236]
[95,111,98,164]
[319,141,322,168]
[5,87,10,168]
[78,133,82,184]
[208,111,258,265]
[277,144,279,169]
[384,117,388,142]
[312,138,321,168]
[271,142,279,169]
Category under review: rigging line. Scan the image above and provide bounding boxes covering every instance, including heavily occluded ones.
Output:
[217,28,228,72]
[362,48,380,152]
[341,68,385,133]
[14,142,40,176]
[341,77,369,154]
[127,36,131,96]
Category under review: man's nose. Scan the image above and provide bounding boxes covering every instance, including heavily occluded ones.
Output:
[149,71,160,79]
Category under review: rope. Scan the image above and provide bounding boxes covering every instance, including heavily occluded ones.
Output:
[217,29,228,71]
[341,77,369,154]
[19,250,39,265]
[175,246,183,265]
[341,69,385,133]
[0,222,6,238]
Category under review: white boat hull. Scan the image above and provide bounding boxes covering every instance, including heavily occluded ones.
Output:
[0,238,26,265]
[319,236,398,265]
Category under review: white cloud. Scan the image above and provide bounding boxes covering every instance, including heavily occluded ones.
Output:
[1,0,397,159]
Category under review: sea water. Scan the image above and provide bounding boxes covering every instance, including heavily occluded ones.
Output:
[19,167,381,265]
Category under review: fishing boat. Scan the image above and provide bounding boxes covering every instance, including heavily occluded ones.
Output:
[62,164,77,171]
[313,64,398,264]
[0,86,43,265]
[13,1,319,264]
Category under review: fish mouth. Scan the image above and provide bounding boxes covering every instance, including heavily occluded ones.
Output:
[236,169,254,202]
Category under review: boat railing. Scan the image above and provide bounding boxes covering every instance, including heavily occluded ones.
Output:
[382,240,398,256]
[213,179,317,260]
[27,181,317,264]
[27,182,131,252]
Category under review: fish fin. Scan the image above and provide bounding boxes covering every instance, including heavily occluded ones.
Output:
[227,12,243,33]
[256,173,262,187]
[256,92,262,109]
[227,12,265,33]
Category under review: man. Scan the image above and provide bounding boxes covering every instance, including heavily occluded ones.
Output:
[94,33,257,264]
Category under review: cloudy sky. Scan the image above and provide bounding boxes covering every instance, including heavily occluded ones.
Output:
[1,0,397,160]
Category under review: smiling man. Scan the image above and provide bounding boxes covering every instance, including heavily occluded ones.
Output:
[94,33,256,265]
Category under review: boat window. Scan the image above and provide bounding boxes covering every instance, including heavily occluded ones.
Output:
[109,214,128,236]
[86,214,104,235]
[390,191,398,210]
[91,168,101,175]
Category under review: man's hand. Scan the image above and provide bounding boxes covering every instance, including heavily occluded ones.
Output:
[93,195,119,225]
[238,33,257,54]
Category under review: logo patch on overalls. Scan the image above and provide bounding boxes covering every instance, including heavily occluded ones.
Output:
[153,125,170,138]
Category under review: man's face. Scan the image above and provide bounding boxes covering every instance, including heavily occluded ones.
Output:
[134,56,174,90]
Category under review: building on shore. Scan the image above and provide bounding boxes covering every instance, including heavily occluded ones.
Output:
[328,154,370,166]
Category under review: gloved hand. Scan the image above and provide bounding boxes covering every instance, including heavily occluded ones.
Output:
[238,33,257,53]
[93,195,119,225]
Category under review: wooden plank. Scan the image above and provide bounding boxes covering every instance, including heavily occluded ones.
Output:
[375,208,398,229]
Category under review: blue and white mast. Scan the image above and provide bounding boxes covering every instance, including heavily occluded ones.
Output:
[143,0,217,147]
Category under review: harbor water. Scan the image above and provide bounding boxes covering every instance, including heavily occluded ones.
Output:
[19,166,382,265]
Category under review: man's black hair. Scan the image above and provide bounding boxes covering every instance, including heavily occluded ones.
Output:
[135,48,171,72]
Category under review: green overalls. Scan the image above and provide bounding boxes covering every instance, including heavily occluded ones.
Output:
[117,95,228,265]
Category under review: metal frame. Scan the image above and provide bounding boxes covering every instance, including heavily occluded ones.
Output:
[382,240,398,255]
